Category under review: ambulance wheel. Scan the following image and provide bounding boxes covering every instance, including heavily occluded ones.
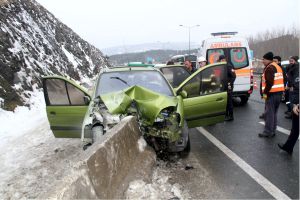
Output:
[240,96,249,105]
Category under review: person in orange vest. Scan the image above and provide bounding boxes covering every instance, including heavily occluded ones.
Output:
[258,52,285,138]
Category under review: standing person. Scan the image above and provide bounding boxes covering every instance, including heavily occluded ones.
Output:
[285,56,299,119]
[219,55,236,121]
[184,59,196,74]
[258,56,286,119]
[273,56,286,83]
[197,56,207,68]
[258,52,285,138]
[278,60,299,154]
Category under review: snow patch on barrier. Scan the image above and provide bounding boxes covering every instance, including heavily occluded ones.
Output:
[138,136,147,152]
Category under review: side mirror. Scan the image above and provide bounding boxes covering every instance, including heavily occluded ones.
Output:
[179,90,188,99]
[83,96,91,105]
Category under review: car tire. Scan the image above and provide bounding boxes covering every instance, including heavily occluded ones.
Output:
[179,121,190,157]
[92,125,103,143]
[240,95,249,105]
[183,134,191,153]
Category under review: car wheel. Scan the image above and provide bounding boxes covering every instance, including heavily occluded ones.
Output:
[183,134,190,153]
[179,120,190,157]
[240,95,249,105]
[92,125,104,143]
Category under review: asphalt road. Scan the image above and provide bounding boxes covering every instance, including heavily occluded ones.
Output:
[159,85,298,199]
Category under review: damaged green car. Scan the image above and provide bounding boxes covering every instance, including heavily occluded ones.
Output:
[42,63,228,152]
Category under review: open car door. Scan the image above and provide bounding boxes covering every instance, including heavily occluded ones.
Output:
[42,76,91,138]
[176,63,228,128]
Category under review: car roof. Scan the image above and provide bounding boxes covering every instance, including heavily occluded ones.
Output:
[154,64,185,69]
[127,63,155,67]
[105,66,157,72]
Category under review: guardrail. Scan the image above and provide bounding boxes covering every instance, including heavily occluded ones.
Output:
[41,116,156,199]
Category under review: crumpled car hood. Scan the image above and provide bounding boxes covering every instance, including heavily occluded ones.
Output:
[100,86,178,126]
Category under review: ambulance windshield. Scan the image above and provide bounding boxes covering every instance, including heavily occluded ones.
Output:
[207,47,249,69]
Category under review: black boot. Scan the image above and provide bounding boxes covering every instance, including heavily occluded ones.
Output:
[225,113,234,121]
[278,143,293,154]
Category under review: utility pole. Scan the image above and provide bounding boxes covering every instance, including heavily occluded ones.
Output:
[179,25,200,55]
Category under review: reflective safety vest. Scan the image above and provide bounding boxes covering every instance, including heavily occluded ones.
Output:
[262,62,285,93]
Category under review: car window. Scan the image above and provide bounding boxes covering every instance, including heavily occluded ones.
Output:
[161,67,190,88]
[181,65,226,98]
[182,73,201,98]
[97,71,174,96]
[46,79,69,105]
[67,83,86,105]
[200,65,226,95]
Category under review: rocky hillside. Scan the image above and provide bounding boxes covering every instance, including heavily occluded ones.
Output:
[109,49,198,66]
[0,0,109,110]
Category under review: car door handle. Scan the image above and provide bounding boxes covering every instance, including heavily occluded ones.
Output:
[216,97,224,102]
[50,111,56,116]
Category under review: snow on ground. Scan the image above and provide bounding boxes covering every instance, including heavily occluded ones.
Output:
[0,90,83,199]
[0,90,45,146]
[125,161,190,199]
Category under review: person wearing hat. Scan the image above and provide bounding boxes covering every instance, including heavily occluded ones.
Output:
[259,52,285,138]
[259,55,285,119]
[197,56,207,68]
[218,55,236,121]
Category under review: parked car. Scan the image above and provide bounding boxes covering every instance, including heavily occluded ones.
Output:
[42,63,228,153]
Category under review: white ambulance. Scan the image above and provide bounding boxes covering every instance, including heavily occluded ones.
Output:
[199,32,253,104]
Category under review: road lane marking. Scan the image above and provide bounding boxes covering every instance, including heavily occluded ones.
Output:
[197,127,291,200]
[258,122,297,139]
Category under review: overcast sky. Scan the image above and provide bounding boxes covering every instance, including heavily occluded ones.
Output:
[36,0,299,50]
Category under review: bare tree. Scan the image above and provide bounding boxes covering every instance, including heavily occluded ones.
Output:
[248,26,299,60]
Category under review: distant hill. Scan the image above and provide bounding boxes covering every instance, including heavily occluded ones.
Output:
[101,42,200,56]
[108,49,198,66]
[249,34,299,60]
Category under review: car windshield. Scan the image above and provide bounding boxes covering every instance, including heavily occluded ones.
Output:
[160,66,190,88]
[96,70,174,96]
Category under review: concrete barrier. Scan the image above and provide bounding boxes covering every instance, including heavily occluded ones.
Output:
[42,116,156,199]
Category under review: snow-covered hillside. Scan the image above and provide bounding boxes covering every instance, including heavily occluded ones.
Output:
[0,0,109,110]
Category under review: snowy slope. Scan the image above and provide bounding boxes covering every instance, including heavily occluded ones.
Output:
[0,93,83,199]
[0,0,109,110]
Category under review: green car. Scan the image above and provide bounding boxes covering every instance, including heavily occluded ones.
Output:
[42,62,227,152]
[127,62,155,67]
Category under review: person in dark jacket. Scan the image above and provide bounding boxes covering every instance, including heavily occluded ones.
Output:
[219,55,236,121]
[259,55,284,119]
[259,52,285,138]
[285,56,299,119]
[184,59,196,74]
[278,61,299,154]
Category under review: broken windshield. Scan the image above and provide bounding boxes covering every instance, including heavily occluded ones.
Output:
[96,71,174,96]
